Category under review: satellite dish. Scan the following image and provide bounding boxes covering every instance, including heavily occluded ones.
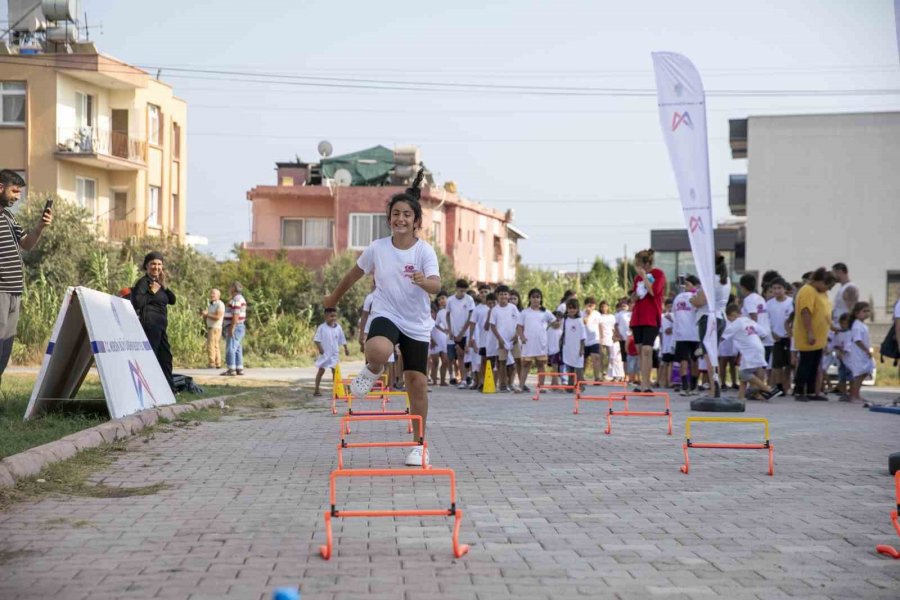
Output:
[333,169,353,187]
[317,140,333,158]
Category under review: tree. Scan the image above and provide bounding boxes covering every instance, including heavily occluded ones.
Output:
[321,251,370,335]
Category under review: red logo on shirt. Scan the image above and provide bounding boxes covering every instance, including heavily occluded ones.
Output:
[402,263,415,280]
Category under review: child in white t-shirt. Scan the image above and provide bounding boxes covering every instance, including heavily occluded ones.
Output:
[489,285,520,392]
[516,288,555,392]
[314,308,349,396]
[845,302,874,402]
[324,173,441,467]
[561,298,586,389]
[722,304,781,401]
[429,298,449,386]
[597,300,617,380]
[546,311,564,388]
[659,298,675,389]
[614,300,631,368]
[581,297,603,382]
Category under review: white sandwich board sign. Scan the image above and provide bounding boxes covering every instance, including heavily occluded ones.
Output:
[24,286,176,420]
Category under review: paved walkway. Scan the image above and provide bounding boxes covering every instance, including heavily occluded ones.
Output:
[1,384,899,600]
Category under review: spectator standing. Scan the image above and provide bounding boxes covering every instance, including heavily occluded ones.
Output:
[793,268,835,401]
[131,251,176,392]
[630,249,667,392]
[222,282,247,376]
[765,278,794,394]
[830,263,859,328]
[446,279,474,388]
[0,170,52,384]
[200,288,224,369]
[673,275,700,396]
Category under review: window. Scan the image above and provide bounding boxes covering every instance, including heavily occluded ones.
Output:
[172,121,181,159]
[75,91,94,129]
[148,105,161,145]
[1,82,25,125]
[281,176,294,186]
[493,236,502,263]
[148,185,160,227]
[112,191,127,220]
[432,221,443,246]
[282,218,334,247]
[888,271,900,314]
[76,177,97,217]
[171,194,179,231]
[478,231,485,257]
[349,213,390,248]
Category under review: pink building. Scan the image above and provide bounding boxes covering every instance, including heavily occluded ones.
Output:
[244,146,526,284]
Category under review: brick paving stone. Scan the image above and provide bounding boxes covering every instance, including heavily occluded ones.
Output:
[2,386,900,599]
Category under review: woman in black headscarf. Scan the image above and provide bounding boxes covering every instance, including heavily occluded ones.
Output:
[131,251,176,392]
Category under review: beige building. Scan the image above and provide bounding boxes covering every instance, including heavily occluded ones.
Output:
[0,45,186,241]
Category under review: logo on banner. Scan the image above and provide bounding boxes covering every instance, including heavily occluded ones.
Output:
[128,359,156,409]
[672,111,694,131]
[689,216,704,233]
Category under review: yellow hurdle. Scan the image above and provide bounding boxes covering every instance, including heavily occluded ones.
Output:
[681,416,773,476]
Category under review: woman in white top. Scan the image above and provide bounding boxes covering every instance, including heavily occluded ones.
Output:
[516,288,556,392]
[324,171,441,466]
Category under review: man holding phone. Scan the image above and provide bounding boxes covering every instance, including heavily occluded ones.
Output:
[0,170,53,384]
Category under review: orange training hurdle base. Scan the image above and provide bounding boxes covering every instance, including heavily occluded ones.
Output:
[331,379,385,414]
[319,468,470,560]
[532,372,577,401]
[604,391,672,435]
[875,471,900,559]
[573,380,627,415]
[337,414,427,470]
[679,416,773,476]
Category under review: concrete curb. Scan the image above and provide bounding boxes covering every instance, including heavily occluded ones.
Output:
[0,395,235,488]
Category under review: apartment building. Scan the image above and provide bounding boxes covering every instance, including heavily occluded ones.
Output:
[244,146,526,284]
[0,44,187,241]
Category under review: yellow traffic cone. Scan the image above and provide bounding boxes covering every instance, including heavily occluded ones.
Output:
[482,359,496,394]
[333,363,346,398]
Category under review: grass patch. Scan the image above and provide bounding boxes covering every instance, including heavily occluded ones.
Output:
[0,439,168,512]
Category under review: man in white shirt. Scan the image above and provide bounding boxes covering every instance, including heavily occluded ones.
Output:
[446,279,475,388]
[830,262,859,327]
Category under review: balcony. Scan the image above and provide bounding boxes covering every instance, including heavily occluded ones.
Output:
[729,174,747,216]
[729,119,748,159]
[56,127,147,171]
[107,219,147,241]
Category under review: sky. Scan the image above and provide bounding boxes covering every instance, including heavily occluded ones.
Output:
[25,0,900,269]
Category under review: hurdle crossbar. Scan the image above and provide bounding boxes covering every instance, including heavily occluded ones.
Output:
[331,380,386,415]
[875,471,900,559]
[573,380,627,414]
[337,414,427,470]
[319,467,470,560]
[680,416,773,475]
[532,372,577,401]
[605,391,672,435]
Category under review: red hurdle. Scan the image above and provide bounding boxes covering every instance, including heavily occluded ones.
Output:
[331,379,385,414]
[604,391,672,435]
[337,414,428,470]
[573,380,627,414]
[679,417,773,476]
[531,372,577,400]
[876,471,900,559]
[319,467,470,560]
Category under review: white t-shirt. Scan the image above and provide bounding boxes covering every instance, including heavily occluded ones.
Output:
[356,237,439,342]
[832,281,858,325]
[672,291,699,342]
[446,293,475,338]
[894,299,900,320]
[546,323,563,356]
[597,313,616,346]
[765,296,793,339]
[470,303,490,348]
[314,322,347,368]
[561,316,586,368]
[742,292,773,346]
[435,308,449,336]
[583,310,602,346]
[556,302,568,314]
[845,319,874,377]
[489,303,520,346]
[615,310,631,340]
[361,292,375,333]
[661,313,676,354]
[518,307,555,357]
[722,316,770,371]
[715,281,731,319]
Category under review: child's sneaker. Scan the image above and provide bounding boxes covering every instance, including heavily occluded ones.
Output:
[349,366,383,399]
[405,446,430,466]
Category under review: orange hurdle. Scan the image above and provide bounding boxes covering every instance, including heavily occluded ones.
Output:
[679,417,773,476]
[604,391,672,435]
[573,380,627,415]
[532,372,577,401]
[343,391,413,434]
[331,379,386,415]
[876,471,900,559]
[337,414,427,470]
[319,467,470,560]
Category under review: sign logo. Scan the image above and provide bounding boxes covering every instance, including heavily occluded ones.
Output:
[128,360,156,409]
[402,263,415,280]
[671,111,694,131]
[689,216,704,233]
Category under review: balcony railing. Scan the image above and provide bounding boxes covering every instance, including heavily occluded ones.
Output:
[107,219,147,241]
[57,127,147,163]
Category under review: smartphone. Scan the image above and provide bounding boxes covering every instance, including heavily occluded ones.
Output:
[43,198,53,213]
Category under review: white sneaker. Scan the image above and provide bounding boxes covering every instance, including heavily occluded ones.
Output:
[349,366,383,400]
[405,446,430,466]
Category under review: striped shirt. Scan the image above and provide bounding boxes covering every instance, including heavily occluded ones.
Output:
[0,209,24,294]
[223,293,247,326]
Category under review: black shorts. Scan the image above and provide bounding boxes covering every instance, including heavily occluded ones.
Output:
[447,335,467,360]
[584,343,601,357]
[764,345,773,364]
[479,347,487,357]
[662,353,676,364]
[367,317,429,375]
[772,338,791,369]
[632,325,659,346]
[675,341,700,362]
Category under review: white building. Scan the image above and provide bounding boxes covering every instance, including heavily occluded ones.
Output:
[729,111,900,322]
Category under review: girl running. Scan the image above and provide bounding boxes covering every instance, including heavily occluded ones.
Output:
[323,171,440,466]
